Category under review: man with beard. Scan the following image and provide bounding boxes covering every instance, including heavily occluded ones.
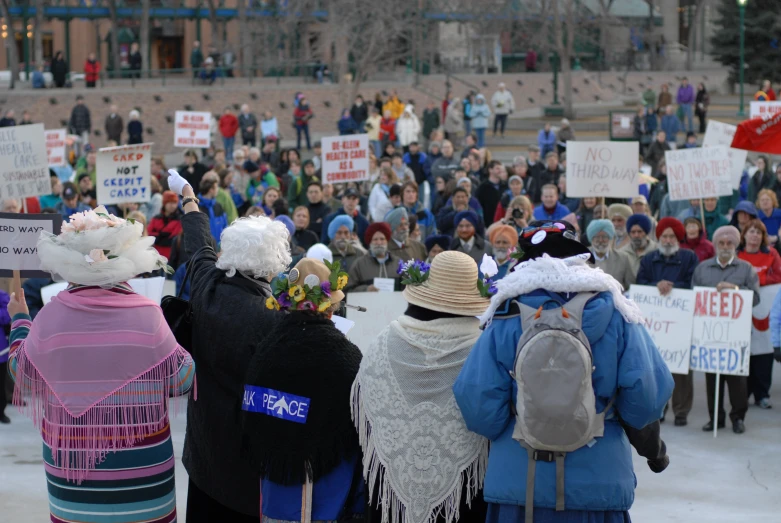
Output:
[386,207,427,262]
[451,210,491,264]
[608,204,632,250]
[620,214,657,275]
[321,188,369,246]
[346,222,403,292]
[488,224,518,280]
[637,218,699,426]
[327,214,360,271]
[587,220,636,291]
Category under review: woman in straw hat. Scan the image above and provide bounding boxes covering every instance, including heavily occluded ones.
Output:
[352,250,493,523]
[7,205,194,523]
[241,257,364,522]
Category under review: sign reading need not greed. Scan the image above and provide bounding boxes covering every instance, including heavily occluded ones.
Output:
[321,134,370,184]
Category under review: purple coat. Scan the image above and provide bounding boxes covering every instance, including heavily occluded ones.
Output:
[677,84,695,105]
[0,290,10,363]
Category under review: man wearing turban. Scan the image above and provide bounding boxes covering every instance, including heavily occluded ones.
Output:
[619,214,657,274]
[586,219,636,291]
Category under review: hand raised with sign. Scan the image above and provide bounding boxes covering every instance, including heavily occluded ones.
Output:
[166,169,191,196]
[8,288,28,318]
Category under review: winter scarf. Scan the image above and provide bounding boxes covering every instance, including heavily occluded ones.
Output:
[241,312,362,486]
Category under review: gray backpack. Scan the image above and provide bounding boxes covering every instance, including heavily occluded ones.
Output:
[510,292,613,523]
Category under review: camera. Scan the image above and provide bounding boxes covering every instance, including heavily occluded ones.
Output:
[512,208,524,220]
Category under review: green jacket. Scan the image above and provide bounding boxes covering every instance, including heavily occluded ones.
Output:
[216,188,238,224]
[642,89,656,107]
[190,48,204,68]
[286,173,320,209]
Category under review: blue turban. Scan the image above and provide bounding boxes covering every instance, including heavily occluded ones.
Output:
[384,207,408,231]
[626,214,652,235]
[454,210,479,229]
[424,234,452,252]
[274,215,295,238]
[586,219,615,243]
[327,214,355,241]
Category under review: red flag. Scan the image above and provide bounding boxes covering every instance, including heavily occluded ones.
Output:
[731,112,781,154]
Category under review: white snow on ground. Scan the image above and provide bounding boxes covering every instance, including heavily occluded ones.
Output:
[1,372,781,522]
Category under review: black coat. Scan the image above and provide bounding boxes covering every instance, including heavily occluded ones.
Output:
[474,180,506,227]
[306,201,331,237]
[181,212,283,516]
[178,162,208,191]
[69,104,91,134]
[51,57,68,86]
[350,103,369,125]
[129,51,142,71]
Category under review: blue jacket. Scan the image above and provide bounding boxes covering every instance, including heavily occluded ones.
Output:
[760,208,781,238]
[404,202,437,240]
[660,115,681,143]
[453,291,673,510]
[198,196,229,242]
[338,117,359,135]
[469,98,492,129]
[533,202,571,221]
[537,129,556,156]
[54,201,91,220]
[770,289,781,348]
[31,70,45,89]
[636,248,698,289]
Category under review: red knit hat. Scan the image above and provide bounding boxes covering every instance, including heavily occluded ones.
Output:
[656,217,685,242]
[365,222,392,245]
[162,191,178,205]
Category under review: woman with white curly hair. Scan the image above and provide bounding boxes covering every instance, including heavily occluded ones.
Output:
[166,168,292,522]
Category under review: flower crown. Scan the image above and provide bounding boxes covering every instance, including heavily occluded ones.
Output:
[267,259,348,312]
[397,255,498,298]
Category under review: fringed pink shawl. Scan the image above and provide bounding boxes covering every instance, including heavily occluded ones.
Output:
[13,287,190,482]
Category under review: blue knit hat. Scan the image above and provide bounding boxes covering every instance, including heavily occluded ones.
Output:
[384,207,408,231]
[274,215,295,238]
[586,219,616,243]
[454,210,479,229]
[626,214,652,235]
[327,214,355,240]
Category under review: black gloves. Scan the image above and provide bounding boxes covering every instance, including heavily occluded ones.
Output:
[774,347,781,363]
[648,455,669,473]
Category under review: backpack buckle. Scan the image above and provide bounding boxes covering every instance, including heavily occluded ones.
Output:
[532,450,556,462]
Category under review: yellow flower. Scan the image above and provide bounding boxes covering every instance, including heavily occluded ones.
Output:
[265,296,280,310]
[336,275,348,291]
[290,285,307,303]
[318,300,332,312]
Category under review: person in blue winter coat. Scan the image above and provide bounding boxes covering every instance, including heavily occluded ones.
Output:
[537,123,556,157]
[469,94,492,148]
[454,221,673,523]
[198,177,229,243]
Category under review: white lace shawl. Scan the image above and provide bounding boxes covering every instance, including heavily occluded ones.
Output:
[480,253,644,326]
[351,315,488,523]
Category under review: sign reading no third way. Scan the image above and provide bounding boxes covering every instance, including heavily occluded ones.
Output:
[566,141,639,198]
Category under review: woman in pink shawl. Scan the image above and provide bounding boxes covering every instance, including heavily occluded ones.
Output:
[7,205,195,523]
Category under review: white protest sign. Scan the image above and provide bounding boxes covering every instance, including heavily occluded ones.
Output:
[96,143,152,205]
[321,134,370,184]
[373,277,396,292]
[346,291,407,353]
[690,287,753,376]
[750,101,781,119]
[565,141,640,198]
[702,120,748,190]
[750,284,781,356]
[0,212,62,278]
[45,129,67,167]
[629,285,695,375]
[665,146,732,201]
[0,123,49,200]
[174,111,211,148]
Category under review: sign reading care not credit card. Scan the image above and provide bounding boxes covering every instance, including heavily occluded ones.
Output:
[96,143,152,205]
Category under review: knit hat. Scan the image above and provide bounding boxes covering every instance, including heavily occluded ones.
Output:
[508,175,523,185]
[162,191,178,205]
[586,219,615,242]
[385,207,408,231]
[626,214,652,235]
[424,234,451,252]
[275,215,295,238]
[403,251,489,317]
[327,214,354,240]
[608,203,632,220]
[515,220,591,265]
[713,225,740,246]
[243,160,260,173]
[306,243,333,263]
[488,224,518,248]
[454,210,479,229]
[365,222,391,245]
[656,217,685,242]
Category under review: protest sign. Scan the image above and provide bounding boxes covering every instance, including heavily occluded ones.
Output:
[96,143,152,205]
[630,285,695,375]
[690,287,753,376]
[45,129,67,167]
[321,134,370,184]
[346,291,407,353]
[565,141,639,198]
[0,123,49,200]
[731,111,781,155]
[703,120,748,189]
[0,212,62,278]
[665,146,732,201]
[749,101,781,119]
[174,111,211,148]
[750,284,781,356]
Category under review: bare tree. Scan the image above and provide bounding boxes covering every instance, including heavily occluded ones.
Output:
[686,0,707,71]
[0,0,17,88]
[106,0,121,79]
[205,0,221,55]
[140,0,150,77]
[33,0,43,68]
[552,0,576,118]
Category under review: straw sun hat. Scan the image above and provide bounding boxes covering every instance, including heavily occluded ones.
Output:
[403,251,490,317]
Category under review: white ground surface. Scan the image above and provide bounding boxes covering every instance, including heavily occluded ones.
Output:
[1,371,780,522]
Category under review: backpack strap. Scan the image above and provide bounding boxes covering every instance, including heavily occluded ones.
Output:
[519,441,568,522]
[517,291,596,333]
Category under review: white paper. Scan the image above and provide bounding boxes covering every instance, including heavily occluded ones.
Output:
[174,111,211,148]
[41,281,68,304]
[45,129,67,167]
[703,120,749,190]
[346,291,407,353]
[0,123,49,199]
[128,277,166,304]
[331,314,355,335]
[665,146,733,201]
[320,134,370,184]
[96,143,153,205]
[373,277,396,293]
[566,141,640,198]
[620,117,631,129]
[750,284,781,356]
[0,215,56,274]
[750,101,781,119]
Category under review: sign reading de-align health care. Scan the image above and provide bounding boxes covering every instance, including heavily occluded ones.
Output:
[174,111,211,148]
[630,285,695,375]
[566,141,639,198]
[96,143,152,205]
[0,212,62,278]
[665,146,732,201]
[702,120,748,190]
[690,287,754,376]
[45,129,67,167]
[0,123,49,200]
[321,134,370,184]
[749,101,781,119]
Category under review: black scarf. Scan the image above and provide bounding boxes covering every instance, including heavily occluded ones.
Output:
[241,312,362,485]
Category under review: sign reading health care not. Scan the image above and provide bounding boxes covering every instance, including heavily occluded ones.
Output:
[690,287,754,376]
[665,146,732,201]
[0,123,49,200]
[565,141,639,198]
[96,143,152,205]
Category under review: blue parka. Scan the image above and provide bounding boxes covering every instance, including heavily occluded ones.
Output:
[453,290,673,510]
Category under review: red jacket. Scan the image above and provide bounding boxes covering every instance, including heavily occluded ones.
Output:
[219,114,239,139]
[738,247,781,286]
[294,106,313,127]
[681,234,715,263]
[84,60,101,83]
[148,212,183,259]
[441,99,449,124]
[379,118,396,142]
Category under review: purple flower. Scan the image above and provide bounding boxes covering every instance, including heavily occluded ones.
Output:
[415,261,431,273]
[489,283,498,295]
[320,281,332,297]
[297,300,316,311]
[278,292,291,308]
